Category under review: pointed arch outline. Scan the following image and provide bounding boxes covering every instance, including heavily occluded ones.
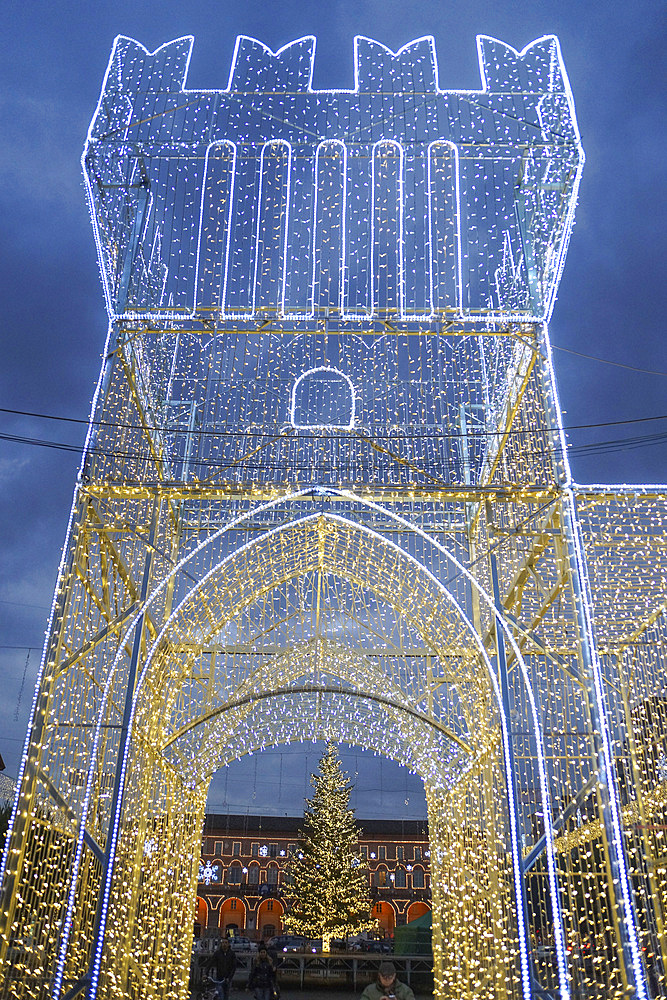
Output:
[54,486,569,1000]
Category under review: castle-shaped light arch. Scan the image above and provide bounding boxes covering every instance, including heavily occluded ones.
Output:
[2,30,665,1000]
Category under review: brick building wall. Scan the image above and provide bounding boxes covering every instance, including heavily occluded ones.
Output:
[195,815,431,941]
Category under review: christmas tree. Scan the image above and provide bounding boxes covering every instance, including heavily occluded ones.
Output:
[283,743,374,952]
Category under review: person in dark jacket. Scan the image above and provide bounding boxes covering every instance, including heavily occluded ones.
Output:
[360,961,415,1000]
[205,937,237,1000]
[247,945,276,1000]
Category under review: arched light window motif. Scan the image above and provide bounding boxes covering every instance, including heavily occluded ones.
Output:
[394,866,407,888]
[372,140,403,317]
[290,366,355,429]
[194,140,236,316]
[253,140,291,316]
[311,140,346,316]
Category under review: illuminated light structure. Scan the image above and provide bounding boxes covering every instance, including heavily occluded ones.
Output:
[1,29,666,1000]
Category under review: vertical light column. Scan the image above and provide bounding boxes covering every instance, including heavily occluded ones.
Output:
[193,141,236,319]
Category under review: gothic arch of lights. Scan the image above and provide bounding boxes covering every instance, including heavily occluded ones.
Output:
[55,505,557,1000]
[2,28,666,1000]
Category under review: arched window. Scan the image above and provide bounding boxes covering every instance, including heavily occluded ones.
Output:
[227,862,243,884]
[412,866,425,889]
[291,367,355,428]
[394,867,406,888]
[374,866,388,887]
[248,863,260,885]
[267,864,279,885]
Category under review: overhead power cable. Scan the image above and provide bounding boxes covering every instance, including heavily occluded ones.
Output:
[1,405,666,437]
[1,426,666,473]
[552,345,667,378]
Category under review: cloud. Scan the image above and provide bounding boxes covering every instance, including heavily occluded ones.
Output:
[0,92,86,232]
[0,453,30,489]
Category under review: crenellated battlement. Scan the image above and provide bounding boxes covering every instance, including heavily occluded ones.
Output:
[96,33,573,100]
[84,34,583,325]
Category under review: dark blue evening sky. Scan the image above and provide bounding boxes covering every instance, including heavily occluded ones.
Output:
[1,0,665,817]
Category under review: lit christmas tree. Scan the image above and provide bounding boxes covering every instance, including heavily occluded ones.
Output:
[283,743,374,952]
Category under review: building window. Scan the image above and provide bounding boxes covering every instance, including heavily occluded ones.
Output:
[377,903,383,914]
[214,841,223,856]
[374,867,387,887]
[412,867,425,889]
[288,843,296,855]
[233,842,241,857]
[414,847,422,862]
[269,843,278,858]
[360,846,368,859]
[267,900,274,911]
[228,863,242,884]
[394,867,406,888]
[248,864,260,885]
[267,865,278,884]
[378,846,386,861]
[251,843,259,857]
[230,899,237,911]
[396,847,404,861]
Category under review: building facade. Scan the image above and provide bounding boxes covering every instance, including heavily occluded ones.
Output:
[196,815,431,941]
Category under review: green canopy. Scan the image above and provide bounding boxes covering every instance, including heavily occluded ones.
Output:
[393,910,432,955]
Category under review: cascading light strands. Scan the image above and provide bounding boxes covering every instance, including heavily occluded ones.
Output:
[0,29,664,1000]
